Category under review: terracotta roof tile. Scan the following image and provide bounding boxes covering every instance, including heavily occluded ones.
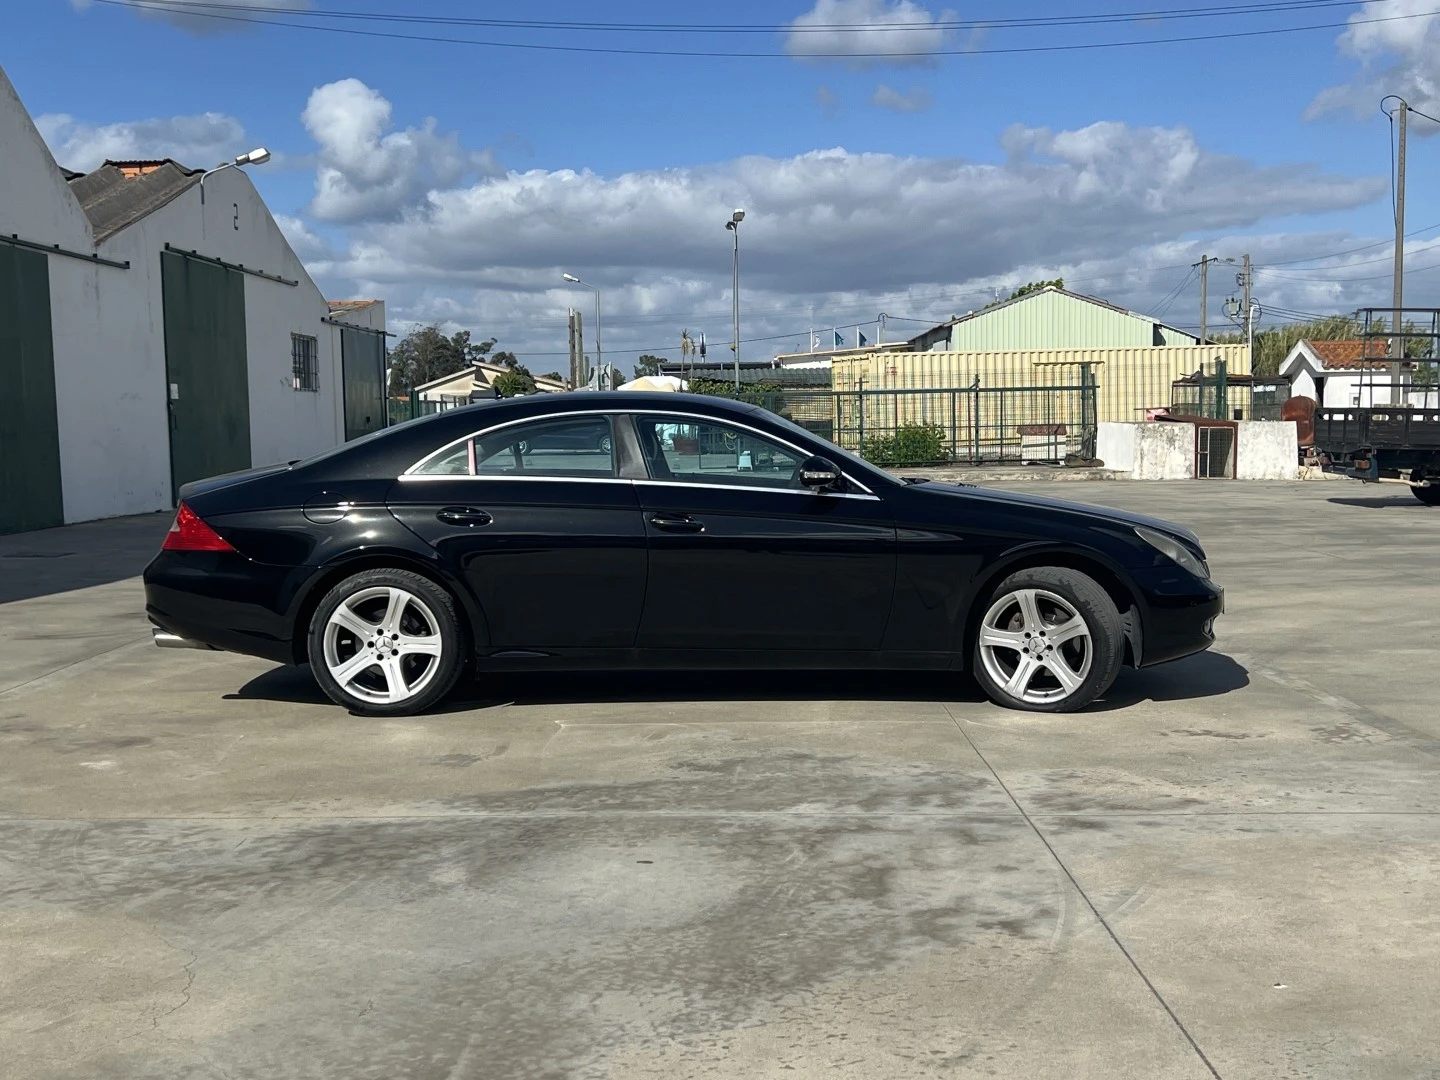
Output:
[1306,339,1394,369]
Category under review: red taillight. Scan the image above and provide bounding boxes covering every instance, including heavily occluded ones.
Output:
[162,502,235,552]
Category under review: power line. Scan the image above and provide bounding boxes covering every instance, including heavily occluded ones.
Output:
[1256,221,1440,267]
[92,0,1440,59]
[93,0,1397,34]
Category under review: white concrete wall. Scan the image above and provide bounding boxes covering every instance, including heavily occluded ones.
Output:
[1095,423,1194,479]
[1134,423,1194,479]
[1235,421,1298,480]
[0,69,93,252]
[1095,423,1135,473]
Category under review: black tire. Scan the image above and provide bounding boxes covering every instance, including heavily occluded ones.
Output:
[307,568,466,716]
[971,567,1124,714]
[1413,484,1440,505]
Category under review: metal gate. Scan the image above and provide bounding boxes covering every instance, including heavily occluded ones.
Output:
[1196,424,1236,479]
[0,244,63,534]
[340,325,385,441]
[161,250,251,499]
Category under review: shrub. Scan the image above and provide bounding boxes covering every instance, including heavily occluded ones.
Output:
[862,422,947,465]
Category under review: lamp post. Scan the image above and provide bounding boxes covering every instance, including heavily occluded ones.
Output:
[726,209,744,389]
[562,273,600,387]
[199,146,271,204]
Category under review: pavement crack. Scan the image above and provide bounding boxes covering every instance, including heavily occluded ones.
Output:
[944,703,1224,1080]
[152,950,197,1029]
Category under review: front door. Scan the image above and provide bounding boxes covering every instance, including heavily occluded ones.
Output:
[388,413,646,650]
[161,251,251,500]
[628,413,896,652]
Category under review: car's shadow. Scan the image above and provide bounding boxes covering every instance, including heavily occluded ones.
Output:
[227,650,1248,715]
[1327,495,1431,509]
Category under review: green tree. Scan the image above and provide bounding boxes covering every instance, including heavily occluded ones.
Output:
[633,354,667,378]
[387,325,470,395]
[491,369,536,397]
[1009,278,1064,300]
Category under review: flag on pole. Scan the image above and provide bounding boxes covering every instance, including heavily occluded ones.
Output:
[858,329,868,347]
[833,329,844,348]
[699,332,706,359]
[811,332,821,351]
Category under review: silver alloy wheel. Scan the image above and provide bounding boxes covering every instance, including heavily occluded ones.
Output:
[322,586,444,706]
[978,587,1093,706]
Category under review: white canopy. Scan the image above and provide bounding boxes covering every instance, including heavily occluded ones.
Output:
[616,375,687,392]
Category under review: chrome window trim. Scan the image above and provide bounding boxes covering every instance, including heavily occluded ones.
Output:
[632,478,881,501]
[398,473,632,485]
[403,407,879,497]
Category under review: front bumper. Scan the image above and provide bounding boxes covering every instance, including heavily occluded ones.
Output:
[1130,568,1224,668]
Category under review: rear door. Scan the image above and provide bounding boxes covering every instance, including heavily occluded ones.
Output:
[628,412,896,652]
[388,412,646,649]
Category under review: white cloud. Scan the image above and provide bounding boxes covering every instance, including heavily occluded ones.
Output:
[69,0,309,35]
[291,114,1383,365]
[869,85,933,113]
[273,214,332,261]
[35,111,246,172]
[302,78,500,223]
[786,0,955,70]
[1308,0,1440,126]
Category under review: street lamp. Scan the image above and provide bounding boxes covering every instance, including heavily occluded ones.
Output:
[562,273,601,387]
[199,146,271,204]
[726,209,744,389]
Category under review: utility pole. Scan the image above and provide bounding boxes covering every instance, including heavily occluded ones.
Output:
[1240,253,1253,357]
[1196,255,1213,345]
[1391,97,1408,403]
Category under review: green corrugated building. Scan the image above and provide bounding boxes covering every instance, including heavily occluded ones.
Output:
[909,286,1200,352]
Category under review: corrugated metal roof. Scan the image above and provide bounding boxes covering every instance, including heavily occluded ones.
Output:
[908,286,1197,348]
[66,159,202,243]
[327,299,381,313]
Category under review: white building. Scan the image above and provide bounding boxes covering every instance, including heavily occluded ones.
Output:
[0,66,385,535]
[1279,339,1438,409]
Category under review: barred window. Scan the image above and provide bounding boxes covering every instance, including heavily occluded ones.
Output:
[291,333,319,392]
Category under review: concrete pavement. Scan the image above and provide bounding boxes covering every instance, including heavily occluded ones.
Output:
[1,481,1437,1079]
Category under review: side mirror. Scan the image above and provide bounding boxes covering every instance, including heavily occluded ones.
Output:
[799,455,842,491]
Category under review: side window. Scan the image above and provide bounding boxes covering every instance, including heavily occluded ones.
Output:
[474,416,616,477]
[414,440,473,475]
[634,416,807,490]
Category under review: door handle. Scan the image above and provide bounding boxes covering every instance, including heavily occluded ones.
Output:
[649,513,704,533]
[437,506,492,527]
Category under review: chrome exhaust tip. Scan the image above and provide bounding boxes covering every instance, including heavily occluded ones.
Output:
[152,628,219,651]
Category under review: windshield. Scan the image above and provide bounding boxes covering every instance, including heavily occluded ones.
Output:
[749,407,898,488]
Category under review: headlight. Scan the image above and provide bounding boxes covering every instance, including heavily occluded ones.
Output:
[1135,526,1208,579]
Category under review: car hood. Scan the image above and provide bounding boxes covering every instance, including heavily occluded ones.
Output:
[914,481,1204,550]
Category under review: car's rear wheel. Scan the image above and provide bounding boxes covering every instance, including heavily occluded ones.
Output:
[972,567,1124,713]
[308,569,465,716]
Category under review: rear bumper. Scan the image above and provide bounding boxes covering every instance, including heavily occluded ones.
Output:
[144,550,301,664]
[1132,569,1224,668]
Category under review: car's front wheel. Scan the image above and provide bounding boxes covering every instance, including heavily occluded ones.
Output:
[308,569,465,716]
[972,567,1124,713]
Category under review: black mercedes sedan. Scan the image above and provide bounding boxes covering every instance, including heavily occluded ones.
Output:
[144,392,1222,716]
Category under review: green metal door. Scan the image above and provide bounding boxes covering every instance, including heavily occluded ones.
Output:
[340,325,385,440]
[0,244,63,535]
[162,251,250,498]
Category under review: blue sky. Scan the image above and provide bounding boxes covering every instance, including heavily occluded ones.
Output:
[9,0,1440,368]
